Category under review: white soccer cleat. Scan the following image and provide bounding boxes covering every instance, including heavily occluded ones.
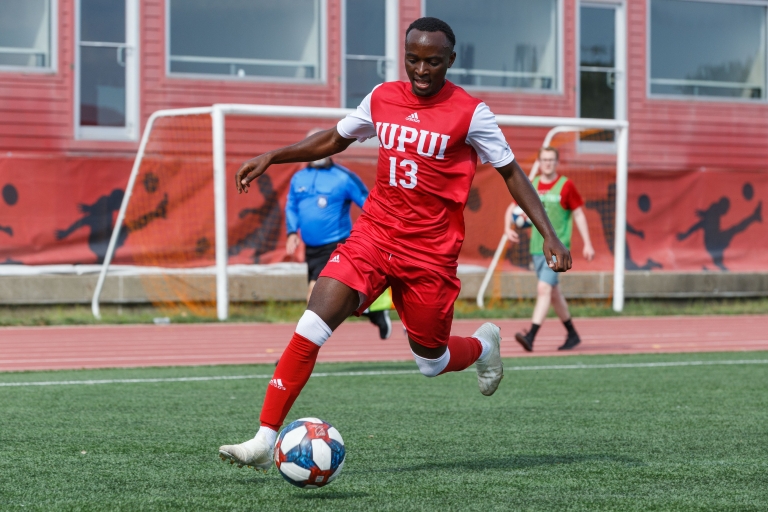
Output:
[218,433,273,472]
[473,322,503,396]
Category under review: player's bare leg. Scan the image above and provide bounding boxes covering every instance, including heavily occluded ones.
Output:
[550,284,570,321]
[532,281,553,325]
[551,285,581,350]
[219,277,359,470]
[515,281,552,351]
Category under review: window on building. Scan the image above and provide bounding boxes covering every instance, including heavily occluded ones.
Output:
[0,0,53,70]
[425,0,559,91]
[650,0,767,100]
[168,0,323,81]
[345,0,386,107]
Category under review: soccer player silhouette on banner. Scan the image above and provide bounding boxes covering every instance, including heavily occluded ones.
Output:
[285,131,393,339]
[55,182,169,264]
[1,183,17,238]
[55,189,128,264]
[677,184,762,271]
[586,184,662,270]
[1,183,23,264]
[229,174,282,264]
[218,17,571,472]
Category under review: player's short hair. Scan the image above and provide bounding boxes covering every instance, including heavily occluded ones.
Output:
[405,17,456,49]
[538,146,559,161]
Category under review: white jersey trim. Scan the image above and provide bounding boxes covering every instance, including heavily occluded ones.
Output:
[336,84,381,142]
[466,102,515,168]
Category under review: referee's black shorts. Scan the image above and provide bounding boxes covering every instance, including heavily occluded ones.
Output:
[305,238,346,283]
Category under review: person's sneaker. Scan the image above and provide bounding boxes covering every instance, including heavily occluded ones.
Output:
[473,322,503,396]
[514,330,534,352]
[218,433,273,472]
[367,310,392,340]
[558,332,581,351]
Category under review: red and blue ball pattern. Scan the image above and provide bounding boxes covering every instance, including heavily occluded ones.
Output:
[274,417,346,489]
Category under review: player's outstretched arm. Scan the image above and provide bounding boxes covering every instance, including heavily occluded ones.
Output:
[496,159,572,272]
[235,128,356,194]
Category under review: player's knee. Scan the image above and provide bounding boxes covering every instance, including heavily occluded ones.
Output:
[411,349,450,378]
[295,310,332,347]
[537,281,553,296]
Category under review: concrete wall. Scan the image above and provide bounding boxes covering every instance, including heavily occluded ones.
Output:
[1,271,767,306]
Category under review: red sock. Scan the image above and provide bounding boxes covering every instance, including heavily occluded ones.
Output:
[439,336,483,374]
[259,333,320,430]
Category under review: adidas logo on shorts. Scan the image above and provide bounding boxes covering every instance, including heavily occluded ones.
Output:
[329,255,340,263]
[405,112,420,123]
[269,378,286,390]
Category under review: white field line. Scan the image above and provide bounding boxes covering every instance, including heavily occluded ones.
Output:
[0,359,767,388]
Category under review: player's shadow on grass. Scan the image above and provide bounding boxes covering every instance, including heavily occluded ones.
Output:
[380,454,643,473]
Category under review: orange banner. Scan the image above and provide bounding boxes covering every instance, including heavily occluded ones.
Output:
[0,156,765,272]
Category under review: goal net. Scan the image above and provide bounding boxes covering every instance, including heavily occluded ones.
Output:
[91,105,628,320]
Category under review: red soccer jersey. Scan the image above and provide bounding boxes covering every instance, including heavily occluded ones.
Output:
[536,177,584,211]
[337,81,514,271]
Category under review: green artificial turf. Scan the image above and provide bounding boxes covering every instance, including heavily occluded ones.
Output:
[1,352,767,511]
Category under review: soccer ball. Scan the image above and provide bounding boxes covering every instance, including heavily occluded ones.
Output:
[511,205,532,228]
[274,418,346,488]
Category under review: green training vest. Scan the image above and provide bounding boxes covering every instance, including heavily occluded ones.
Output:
[529,175,572,254]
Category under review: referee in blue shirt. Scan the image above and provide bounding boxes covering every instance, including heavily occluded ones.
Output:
[285,135,391,339]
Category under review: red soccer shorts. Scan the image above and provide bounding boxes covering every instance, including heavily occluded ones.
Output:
[318,233,460,349]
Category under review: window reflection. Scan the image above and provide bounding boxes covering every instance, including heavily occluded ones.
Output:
[426,0,558,91]
[169,0,323,80]
[345,0,386,107]
[651,0,766,99]
[0,0,52,69]
[79,0,127,128]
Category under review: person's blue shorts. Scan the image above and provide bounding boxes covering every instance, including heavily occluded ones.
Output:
[532,254,559,286]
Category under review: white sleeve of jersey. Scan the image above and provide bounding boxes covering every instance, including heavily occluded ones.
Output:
[466,102,515,167]
[336,85,380,142]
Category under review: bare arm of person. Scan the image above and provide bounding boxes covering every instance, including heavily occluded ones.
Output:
[286,233,301,257]
[495,159,572,272]
[503,203,520,244]
[235,128,356,194]
[572,206,595,262]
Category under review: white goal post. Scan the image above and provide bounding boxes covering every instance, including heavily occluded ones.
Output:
[91,105,628,320]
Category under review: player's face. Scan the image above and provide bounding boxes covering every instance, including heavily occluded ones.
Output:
[538,151,558,176]
[404,30,456,97]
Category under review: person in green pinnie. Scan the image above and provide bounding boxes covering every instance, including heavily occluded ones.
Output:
[506,147,595,351]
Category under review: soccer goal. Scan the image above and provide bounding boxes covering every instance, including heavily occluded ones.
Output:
[476,118,629,312]
[91,105,628,320]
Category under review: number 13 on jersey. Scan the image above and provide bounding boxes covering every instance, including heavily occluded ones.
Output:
[389,157,417,189]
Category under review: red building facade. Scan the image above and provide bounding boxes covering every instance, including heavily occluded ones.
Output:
[1,0,766,271]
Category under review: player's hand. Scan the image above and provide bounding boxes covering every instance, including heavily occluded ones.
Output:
[583,243,595,262]
[286,233,300,256]
[543,237,572,272]
[235,155,270,194]
[505,228,520,244]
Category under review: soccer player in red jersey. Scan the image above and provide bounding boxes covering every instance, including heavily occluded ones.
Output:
[219,17,572,472]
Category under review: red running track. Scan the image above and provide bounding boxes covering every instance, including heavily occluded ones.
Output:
[1,316,766,372]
